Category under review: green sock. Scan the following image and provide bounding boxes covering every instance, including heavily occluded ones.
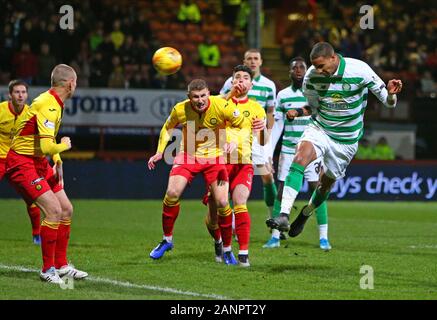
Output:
[272,198,281,218]
[315,201,328,225]
[284,163,305,190]
[281,163,305,215]
[263,182,277,208]
[303,188,331,216]
[311,188,330,208]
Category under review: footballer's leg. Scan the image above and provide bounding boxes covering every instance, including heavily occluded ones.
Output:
[150,174,188,259]
[259,165,277,218]
[232,184,251,267]
[210,179,237,265]
[308,180,331,250]
[53,190,88,279]
[205,196,223,263]
[263,181,283,248]
[268,141,317,232]
[289,173,334,238]
[35,191,64,284]
[27,204,41,245]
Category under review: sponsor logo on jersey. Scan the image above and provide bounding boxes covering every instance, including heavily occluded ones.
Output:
[31,177,45,185]
[44,120,55,129]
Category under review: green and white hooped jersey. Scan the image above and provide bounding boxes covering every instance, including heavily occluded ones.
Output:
[303,55,396,144]
[274,86,310,155]
[221,74,276,110]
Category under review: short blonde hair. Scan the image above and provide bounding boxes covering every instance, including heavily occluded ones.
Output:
[50,64,76,87]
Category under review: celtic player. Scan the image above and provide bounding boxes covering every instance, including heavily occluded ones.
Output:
[268,42,402,238]
[264,57,330,250]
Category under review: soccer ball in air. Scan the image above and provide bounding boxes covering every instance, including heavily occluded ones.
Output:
[152,47,182,75]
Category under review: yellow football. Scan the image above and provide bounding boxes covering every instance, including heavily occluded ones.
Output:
[152,47,183,76]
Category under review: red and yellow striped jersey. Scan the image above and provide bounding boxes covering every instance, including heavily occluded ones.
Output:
[0,101,29,158]
[157,95,246,158]
[11,89,64,157]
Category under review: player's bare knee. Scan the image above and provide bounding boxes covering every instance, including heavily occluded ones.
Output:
[44,203,63,220]
[62,202,74,218]
[215,198,229,209]
[166,188,181,199]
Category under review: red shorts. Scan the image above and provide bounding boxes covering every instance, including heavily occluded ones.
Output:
[226,164,254,194]
[5,150,63,205]
[0,158,5,180]
[202,163,254,205]
[170,153,228,187]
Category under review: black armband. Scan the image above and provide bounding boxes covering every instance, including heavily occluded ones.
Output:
[296,108,304,117]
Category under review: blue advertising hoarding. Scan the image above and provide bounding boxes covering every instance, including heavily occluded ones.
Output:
[1,160,436,201]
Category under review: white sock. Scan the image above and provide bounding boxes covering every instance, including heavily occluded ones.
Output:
[319,224,328,240]
[164,235,173,243]
[238,250,248,255]
[281,186,298,214]
[271,229,280,239]
[223,246,232,252]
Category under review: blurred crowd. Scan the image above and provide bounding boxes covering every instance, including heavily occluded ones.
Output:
[1,0,436,98]
[281,0,437,97]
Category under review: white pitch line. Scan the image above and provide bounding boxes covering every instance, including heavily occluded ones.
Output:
[0,264,230,300]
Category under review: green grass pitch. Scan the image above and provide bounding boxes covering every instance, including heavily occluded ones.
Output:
[0,199,436,300]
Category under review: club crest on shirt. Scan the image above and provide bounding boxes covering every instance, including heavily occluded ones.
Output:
[342,83,351,91]
[35,184,42,191]
[210,118,217,125]
[243,110,250,117]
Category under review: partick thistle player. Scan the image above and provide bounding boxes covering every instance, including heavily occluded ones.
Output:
[0,80,42,245]
[6,65,88,284]
[148,79,265,260]
[205,65,267,267]
[220,49,278,220]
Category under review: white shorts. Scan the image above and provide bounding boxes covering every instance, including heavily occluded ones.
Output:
[299,124,358,180]
[277,152,324,182]
[251,140,266,165]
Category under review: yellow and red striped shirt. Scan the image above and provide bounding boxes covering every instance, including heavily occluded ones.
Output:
[157,95,246,158]
[11,89,64,158]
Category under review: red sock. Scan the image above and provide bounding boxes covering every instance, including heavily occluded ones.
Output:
[40,221,59,272]
[206,223,222,242]
[235,210,251,251]
[218,214,233,247]
[55,220,71,269]
[162,201,180,237]
[27,205,41,236]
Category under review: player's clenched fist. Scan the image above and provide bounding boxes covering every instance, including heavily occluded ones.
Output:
[61,136,72,149]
